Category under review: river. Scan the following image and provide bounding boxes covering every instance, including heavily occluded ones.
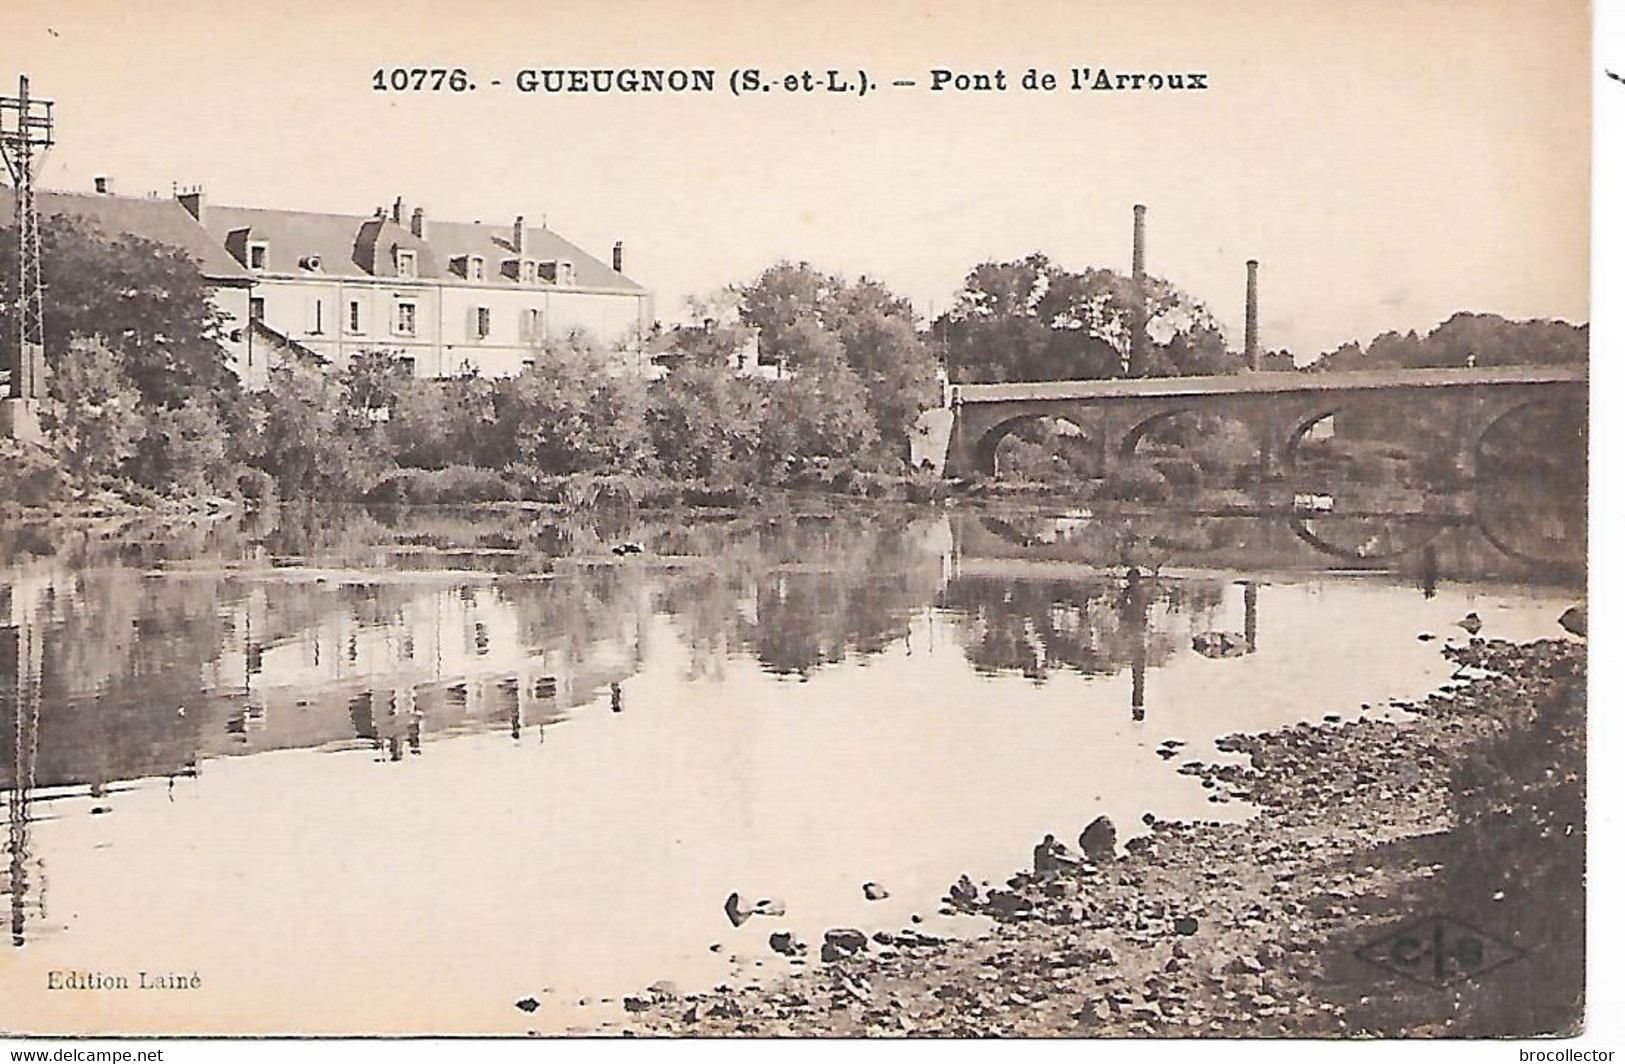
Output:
[0,500,1582,1034]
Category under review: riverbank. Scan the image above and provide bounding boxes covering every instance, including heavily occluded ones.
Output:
[621,635,1585,1037]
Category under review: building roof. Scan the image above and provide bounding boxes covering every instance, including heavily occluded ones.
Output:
[2,188,252,282]
[250,318,327,365]
[202,204,644,293]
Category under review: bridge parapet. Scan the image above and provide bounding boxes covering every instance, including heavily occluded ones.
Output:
[954,364,1587,406]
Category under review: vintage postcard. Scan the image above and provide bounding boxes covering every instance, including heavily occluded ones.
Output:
[0,0,1592,1045]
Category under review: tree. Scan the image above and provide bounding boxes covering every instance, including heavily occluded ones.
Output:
[758,344,882,476]
[492,335,650,474]
[0,213,237,413]
[824,280,939,453]
[737,262,845,367]
[38,337,146,482]
[1311,314,1588,370]
[937,253,1237,382]
[246,365,384,499]
[735,262,938,461]
[129,399,234,496]
[342,348,412,421]
[647,364,764,481]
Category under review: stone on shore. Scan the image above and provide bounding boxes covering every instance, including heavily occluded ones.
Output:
[1079,815,1118,862]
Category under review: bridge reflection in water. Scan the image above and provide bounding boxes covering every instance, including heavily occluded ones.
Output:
[0,497,1580,948]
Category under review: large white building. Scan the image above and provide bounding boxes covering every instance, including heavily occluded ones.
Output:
[7,184,652,388]
[178,193,653,384]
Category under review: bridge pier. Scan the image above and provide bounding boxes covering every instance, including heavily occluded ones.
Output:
[1253,404,1282,481]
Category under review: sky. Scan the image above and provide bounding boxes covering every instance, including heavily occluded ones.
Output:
[0,0,1591,360]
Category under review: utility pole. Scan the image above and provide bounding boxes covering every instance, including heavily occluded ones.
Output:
[0,75,55,442]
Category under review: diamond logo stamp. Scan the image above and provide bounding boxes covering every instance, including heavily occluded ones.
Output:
[1355,915,1526,988]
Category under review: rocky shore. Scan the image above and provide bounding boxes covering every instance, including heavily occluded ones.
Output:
[622,636,1585,1037]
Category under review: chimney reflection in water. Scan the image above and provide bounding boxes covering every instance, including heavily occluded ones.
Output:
[1122,571,1151,722]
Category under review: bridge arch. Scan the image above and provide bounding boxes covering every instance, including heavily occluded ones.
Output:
[1281,408,1344,468]
[1287,514,1448,562]
[972,412,1097,478]
[1474,395,1586,456]
[1119,408,1194,460]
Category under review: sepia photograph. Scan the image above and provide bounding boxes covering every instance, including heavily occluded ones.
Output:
[0,0,1599,1048]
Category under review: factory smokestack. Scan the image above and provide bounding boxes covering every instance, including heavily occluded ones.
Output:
[1245,259,1259,371]
[1129,204,1148,377]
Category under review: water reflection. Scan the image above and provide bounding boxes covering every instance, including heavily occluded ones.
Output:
[937,566,1269,721]
[0,498,1581,959]
[967,492,1582,582]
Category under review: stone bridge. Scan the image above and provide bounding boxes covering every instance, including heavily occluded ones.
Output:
[943,364,1588,480]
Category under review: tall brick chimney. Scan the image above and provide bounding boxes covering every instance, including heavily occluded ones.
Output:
[612,241,624,273]
[1244,259,1260,371]
[1129,204,1148,377]
[391,196,404,224]
[94,175,110,194]
[513,215,527,256]
[410,207,425,239]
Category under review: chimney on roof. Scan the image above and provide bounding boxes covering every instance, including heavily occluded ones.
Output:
[410,207,425,239]
[612,241,624,273]
[513,215,527,257]
[392,197,404,224]
[177,186,206,225]
[1244,259,1260,371]
[93,175,110,195]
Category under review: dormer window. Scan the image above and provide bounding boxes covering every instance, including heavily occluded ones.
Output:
[469,256,485,281]
[521,259,536,284]
[395,249,418,279]
[248,241,269,270]
[538,260,574,285]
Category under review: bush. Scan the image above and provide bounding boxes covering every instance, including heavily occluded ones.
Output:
[681,482,759,508]
[131,399,235,497]
[0,441,71,509]
[1153,456,1203,490]
[236,467,277,502]
[1097,462,1171,502]
[364,465,517,505]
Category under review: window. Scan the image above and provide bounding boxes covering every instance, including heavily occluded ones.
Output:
[521,260,536,284]
[472,306,491,339]
[394,301,417,336]
[523,308,543,340]
[311,299,324,335]
[538,260,574,285]
[347,300,363,334]
[248,242,268,270]
[395,249,418,279]
[469,256,485,281]
[249,297,265,321]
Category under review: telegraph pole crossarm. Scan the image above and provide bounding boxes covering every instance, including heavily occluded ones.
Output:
[0,74,55,439]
